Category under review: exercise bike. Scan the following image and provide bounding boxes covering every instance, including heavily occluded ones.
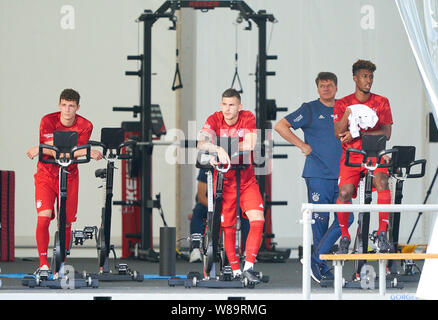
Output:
[74,128,143,282]
[22,130,98,289]
[169,138,268,288]
[386,146,426,282]
[342,134,402,289]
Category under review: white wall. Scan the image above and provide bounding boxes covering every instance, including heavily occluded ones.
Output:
[0,0,435,250]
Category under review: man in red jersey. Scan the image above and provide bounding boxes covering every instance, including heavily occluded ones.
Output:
[26,88,103,274]
[198,88,264,284]
[333,60,393,254]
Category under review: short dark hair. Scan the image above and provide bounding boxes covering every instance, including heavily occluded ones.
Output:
[59,88,80,105]
[315,72,338,86]
[352,59,376,75]
[222,88,241,102]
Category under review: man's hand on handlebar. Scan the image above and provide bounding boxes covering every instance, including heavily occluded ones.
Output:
[210,146,230,167]
[91,149,104,161]
[381,154,391,164]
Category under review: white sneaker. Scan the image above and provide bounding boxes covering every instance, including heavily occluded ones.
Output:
[34,264,50,274]
[189,248,202,263]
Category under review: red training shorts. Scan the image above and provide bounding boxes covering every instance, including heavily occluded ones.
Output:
[34,172,79,223]
[338,155,388,198]
[217,175,264,227]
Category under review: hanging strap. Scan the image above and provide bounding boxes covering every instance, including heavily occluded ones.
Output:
[172,49,183,91]
[231,23,243,93]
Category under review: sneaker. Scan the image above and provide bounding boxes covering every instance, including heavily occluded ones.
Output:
[310,257,322,283]
[189,248,202,263]
[242,268,261,285]
[375,231,392,253]
[337,236,350,254]
[321,269,334,281]
[34,265,50,279]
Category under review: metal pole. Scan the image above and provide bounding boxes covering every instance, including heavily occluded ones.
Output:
[301,208,313,300]
[141,17,154,250]
[379,259,387,296]
[334,261,343,300]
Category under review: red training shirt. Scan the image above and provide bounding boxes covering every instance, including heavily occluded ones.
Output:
[333,93,393,153]
[37,112,93,177]
[200,110,257,184]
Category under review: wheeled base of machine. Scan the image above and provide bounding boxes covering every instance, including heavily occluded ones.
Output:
[22,273,99,289]
[168,271,269,289]
[387,272,420,283]
[257,248,291,263]
[320,277,404,289]
[83,269,144,282]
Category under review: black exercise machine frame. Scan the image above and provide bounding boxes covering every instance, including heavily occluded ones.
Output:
[22,130,98,289]
[114,0,287,259]
[75,128,144,282]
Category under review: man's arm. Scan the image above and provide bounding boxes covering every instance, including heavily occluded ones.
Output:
[197,130,230,165]
[334,108,351,139]
[274,118,312,155]
[26,140,56,160]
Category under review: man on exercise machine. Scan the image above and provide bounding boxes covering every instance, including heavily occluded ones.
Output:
[333,59,393,254]
[26,88,103,274]
[197,88,264,283]
[274,72,351,283]
[188,168,208,263]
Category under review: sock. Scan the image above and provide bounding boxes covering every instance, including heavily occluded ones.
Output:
[233,269,242,277]
[243,261,254,271]
[36,216,51,268]
[223,227,240,271]
[245,220,264,264]
[377,189,391,234]
[336,199,351,240]
[65,225,72,253]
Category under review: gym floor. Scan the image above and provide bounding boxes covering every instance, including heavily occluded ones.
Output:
[0,249,422,300]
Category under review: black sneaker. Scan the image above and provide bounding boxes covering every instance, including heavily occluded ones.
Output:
[242,268,261,285]
[310,257,322,283]
[337,236,350,254]
[321,268,334,281]
[376,231,392,253]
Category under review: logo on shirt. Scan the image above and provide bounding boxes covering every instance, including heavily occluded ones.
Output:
[318,115,325,119]
[43,133,53,139]
[312,192,320,202]
[294,114,303,122]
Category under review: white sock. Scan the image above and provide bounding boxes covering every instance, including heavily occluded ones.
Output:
[243,261,254,271]
[233,269,242,277]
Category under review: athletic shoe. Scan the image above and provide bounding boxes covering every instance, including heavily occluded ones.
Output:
[337,236,350,254]
[375,231,392,253]
[34,265,50,280]
[321,269,334,281]
[242,268,261,285]
[189,248,202,263]
[310,257,322,283]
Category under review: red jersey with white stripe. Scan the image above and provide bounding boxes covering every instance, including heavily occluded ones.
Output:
[200,110,257,185]
[333,93,393,152]
[37,112,93,177]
